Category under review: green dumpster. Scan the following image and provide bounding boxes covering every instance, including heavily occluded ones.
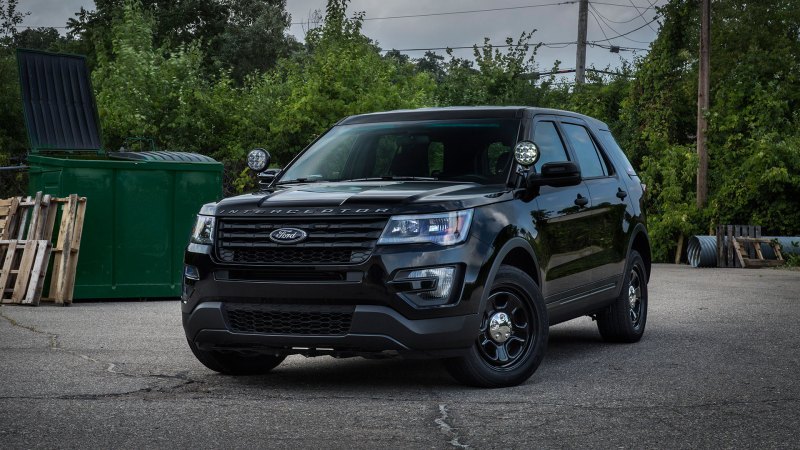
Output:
[18,49,223,299]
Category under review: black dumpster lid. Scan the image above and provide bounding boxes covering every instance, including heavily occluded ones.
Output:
[17,49,103,154]
[107,151,219,163]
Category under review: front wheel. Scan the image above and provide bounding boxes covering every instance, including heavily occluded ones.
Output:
[596,250,648,342]
[187,339,286,375]
[444,266,548,388]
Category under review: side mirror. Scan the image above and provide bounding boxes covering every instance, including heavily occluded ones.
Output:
[527,161,582,188]
[247,148,271,173]
[258,168,281,187]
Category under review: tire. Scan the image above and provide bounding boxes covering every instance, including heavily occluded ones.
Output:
[596,250,648,343]
[444,266,548,388]
[187,339,286,375]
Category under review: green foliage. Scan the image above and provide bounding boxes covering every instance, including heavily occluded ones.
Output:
[3,0,799,258]
[93,2,206,150]
[567,65,634,140]
[618,0,800,260]
[639,144,706,262]
[711,134,800,235]
[261,0,435,164]
[784,241,800,268]
[91,2,259,194]
[68,0,298,81]
[436,32,551,106]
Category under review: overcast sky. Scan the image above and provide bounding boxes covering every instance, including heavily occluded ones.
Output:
[18,0,667,81]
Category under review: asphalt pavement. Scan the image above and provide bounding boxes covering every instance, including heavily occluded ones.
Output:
[1,264,798,449]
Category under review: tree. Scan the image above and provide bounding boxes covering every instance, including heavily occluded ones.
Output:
[0,1,26,151]
[261,0,435,164]
[68,0,299,81]
[619,0,800,260]
[414,51,446,83]
[435,31,563,107]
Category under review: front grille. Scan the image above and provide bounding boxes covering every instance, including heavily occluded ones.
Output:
[215,217,386,265]
[223,303,354,335]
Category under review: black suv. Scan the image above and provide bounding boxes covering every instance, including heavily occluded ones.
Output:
[182,107,651,387]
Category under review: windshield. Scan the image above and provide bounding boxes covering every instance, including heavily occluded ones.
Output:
[278,119,521,185]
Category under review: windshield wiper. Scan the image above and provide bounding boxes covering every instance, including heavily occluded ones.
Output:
[343,176,438,182]
[276,177,325,185]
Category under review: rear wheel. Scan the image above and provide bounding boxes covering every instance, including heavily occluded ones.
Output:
[596,250,648,342]
[444,266,548,388]
[187,339,285,375]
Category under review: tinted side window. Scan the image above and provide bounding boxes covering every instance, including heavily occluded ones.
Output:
[597,130,636,176]
[533,121,569,172]
[561,123,608,178]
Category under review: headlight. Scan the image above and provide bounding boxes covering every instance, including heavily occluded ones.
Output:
[378,209,473,246]
[190,215,215,245]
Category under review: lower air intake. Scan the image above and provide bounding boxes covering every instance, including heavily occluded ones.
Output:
[223,303,354,336]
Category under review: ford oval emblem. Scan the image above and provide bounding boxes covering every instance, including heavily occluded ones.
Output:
[269,228,308,244]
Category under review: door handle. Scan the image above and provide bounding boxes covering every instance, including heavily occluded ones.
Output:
[574,194,589,207]
[616,188,628,200]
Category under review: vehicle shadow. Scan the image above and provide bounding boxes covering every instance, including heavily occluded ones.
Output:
[225,357,460,392]
[212,321,613,392]
[546,322,608,364]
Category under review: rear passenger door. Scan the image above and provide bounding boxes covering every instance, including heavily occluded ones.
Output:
[559,118,627,289]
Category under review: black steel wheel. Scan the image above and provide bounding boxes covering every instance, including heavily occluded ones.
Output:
[445,265,548,388]
[477,290,534,369]
[187,339,286,375]
[597,250,648,343]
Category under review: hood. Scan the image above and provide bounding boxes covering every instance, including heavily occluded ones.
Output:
[213,181,513,217]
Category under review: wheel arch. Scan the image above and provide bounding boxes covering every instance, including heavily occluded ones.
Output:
[628,224,652,281]
[482,237,541,307]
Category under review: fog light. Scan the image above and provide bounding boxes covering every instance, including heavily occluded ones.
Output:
[390,266,458,307]
[406,267,455,300]
[184,264,200,281]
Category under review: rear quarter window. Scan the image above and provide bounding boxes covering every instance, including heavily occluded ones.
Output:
[597,130,637,177]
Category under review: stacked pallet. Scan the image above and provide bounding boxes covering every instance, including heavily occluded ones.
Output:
[0,193,86,305]
[715,224,785,269]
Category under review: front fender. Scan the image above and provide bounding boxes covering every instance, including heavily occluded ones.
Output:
[478,236,542,311]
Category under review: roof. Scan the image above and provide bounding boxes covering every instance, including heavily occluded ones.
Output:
[337,106,609,129]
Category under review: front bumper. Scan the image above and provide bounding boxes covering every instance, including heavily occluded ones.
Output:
[183,302,480,357]
[181,236,493,357]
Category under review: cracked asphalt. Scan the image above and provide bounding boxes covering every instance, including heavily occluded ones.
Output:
[1,264,799,449]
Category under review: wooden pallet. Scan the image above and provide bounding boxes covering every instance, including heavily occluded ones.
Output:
[716,224,764,268]
[0,193,86,306]
[0,240,52,305]
[732,237,784,269]
[42,195,87,305]
[0,197,20,240]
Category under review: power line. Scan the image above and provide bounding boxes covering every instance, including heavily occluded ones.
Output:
[589,1,659,9]
[587,68,635,77]
[18,2,663,31]
[588,5,645,23]
[290,1,579,25]
[13,25,69,29]
[529,68,632,77]
[381,39,648,54]
[588,15,659,43]
[589,3,655,44]
[591,42,649,51]
[626,0,659,32]
[588,8,614,43]
[381,42,577,53]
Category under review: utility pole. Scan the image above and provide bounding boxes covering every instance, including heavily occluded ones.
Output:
[696,0,710,208]
[575,0,588,84]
